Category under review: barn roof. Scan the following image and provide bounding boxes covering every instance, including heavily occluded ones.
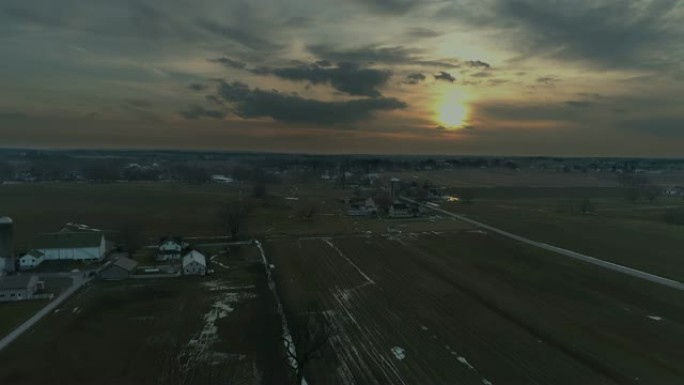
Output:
[0,275,38,290]
[33,231,103,249]
[110,256,138,272]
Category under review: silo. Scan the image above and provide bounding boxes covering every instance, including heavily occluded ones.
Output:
[0,217,12,258]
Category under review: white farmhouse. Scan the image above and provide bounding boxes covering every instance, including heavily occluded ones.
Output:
[158,237,184,261]
[33,231,106,261]
[182,250,206,276]
[19,249,45,270]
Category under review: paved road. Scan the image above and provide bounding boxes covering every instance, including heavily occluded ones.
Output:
[0,273,91,352]
[404,198,684,291]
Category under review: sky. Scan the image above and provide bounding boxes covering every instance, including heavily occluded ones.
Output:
[1,0,683,156]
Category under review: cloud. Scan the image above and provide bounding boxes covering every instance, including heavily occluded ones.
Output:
[564,101,592,108]
[433,71,456,82]
[209,57,247,69]
[180,105,226,120]
[492,0,683,70]
[189,83,205,91]
[197,19,282,52]
[308,44,460,68]
[623,117,684,137]
[0,111,27,120]
[405,72,426,84]
[470,71,492,78]
[353,0,421,14]
[536,75,561,85]
[476,102,586,122]
[405,27,442,38]
[465,60,491,69]
[214,81,406,125]
[259,62,392,97]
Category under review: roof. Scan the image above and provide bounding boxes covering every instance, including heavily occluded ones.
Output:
[23,249,44,258]
[159,236,183,245]
[61,222,101,233]
[33,231,103,249]
[0,217,12,225]
[0,275,38,290]
[110,256,138,272]
[182,250,206,267]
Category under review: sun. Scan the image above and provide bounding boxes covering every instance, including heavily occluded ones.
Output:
[436,89,469,128]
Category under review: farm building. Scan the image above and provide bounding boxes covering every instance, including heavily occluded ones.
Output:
[19,249,45,270]
[1,216,15,275]
[182,250,206,276]
[158,236,185,261]
[0,275,43,302]
[388,203,419,218]
[33,231,106,261]
[99,256,138,280]
[346,197,378,216]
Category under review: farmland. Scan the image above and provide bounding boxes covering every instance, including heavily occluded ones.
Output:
[266,232,684,385]
[0,245,290,385]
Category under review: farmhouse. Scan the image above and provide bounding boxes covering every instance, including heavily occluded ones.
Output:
[99,256,139,280]
[33,231,106,261]
[158,236,185,261]
[19,249,45,270]
[0,275,43,302]
[182,250,206,276]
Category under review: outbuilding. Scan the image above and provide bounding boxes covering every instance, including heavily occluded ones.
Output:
[0,275,43,302]
[99,256,139,280]
[182,250,206,276]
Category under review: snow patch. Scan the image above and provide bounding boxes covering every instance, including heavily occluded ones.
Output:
[457,356,475,370]
[648,315,662,321]
[391,346,406,361]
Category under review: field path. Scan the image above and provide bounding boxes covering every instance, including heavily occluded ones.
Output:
[406,198,684,291]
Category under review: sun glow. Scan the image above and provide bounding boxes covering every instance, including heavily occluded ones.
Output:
[436,89,469,129]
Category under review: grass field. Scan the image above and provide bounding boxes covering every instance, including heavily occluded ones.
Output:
[266,232,684,385]
[438,187,684,281]
[0,245,290,385]
[0,300,50,340]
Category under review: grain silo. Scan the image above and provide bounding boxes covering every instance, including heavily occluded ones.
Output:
[0,217,14,273]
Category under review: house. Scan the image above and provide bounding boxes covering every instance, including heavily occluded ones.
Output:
[99,256,138,280]
[346,197,378,216]
[158,236,184,261]
[19,249,45,270]
[0,275,43,302]
[33,231,106,261]
[182,250,206,276]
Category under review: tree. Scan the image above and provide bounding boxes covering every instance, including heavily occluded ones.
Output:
[218,202,248,239]
[119,222,146,253]
[285,302,334,385]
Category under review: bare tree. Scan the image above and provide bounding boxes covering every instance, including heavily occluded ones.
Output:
[285,302,334,385]
[218,201,249,239]
[119,222,146,253]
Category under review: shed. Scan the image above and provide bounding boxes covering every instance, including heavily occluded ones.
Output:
[99,256,139,280]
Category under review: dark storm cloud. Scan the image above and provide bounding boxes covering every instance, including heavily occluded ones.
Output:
[623,118,684,137]
[259,62,392,97]
[405,72,426,84]
[405,27,442,38]
[214,81,406,125]
[353,0,421,14]
[208,57,247,69]
[465,60,491,69]
[490,0,683,70]
[433,71,456,82]
[197,19,282,52]
[189,83,206,91]
[179,105,226,120]
[308,44,460,68]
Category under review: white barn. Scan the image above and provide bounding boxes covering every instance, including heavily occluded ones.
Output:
[182,250,206,276]
[33,232,106,261]
[19,249,45,270]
